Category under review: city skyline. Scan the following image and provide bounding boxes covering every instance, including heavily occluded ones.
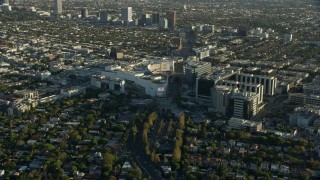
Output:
[0,0,319,179]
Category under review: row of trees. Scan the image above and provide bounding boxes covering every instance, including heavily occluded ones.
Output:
[142,112,158,155]
[172,112,186,170]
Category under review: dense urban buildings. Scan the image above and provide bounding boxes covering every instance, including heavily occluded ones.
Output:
[0,0,319,179]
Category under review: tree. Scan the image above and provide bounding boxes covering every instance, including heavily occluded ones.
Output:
[59,141,68,150]
[150,149,156,163]
[148,112,157,126]
[145,143,150,155]
[167,119,174,134]
[172,146,181,163]
[16,140,25,146]
[155,154,161,164]
[127,163,142,179]
[217,164,229,179]
[142,126,148,145]
[132,124,138,141]
[205,173,220,180]
[179,112,185,129]
[103,152,116,175]
[43,143,56,152]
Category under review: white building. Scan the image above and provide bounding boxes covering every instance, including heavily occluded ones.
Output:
[54,0,62,15]
[38,71,51,80]
[289,106,319,127]
[0,4,11,11]
[303,83,320,95]
[212,85,232,115]
[13,90,39,99]
[60,86,86,97]
[102,66,168,97]
[284,34,293,43]
[194,48,210,60]
[91,75,125,94]
[147,58,176,72]
[121,7,132,22]
[160,18,168,29]
[203,25,215,34]
[236,73,277,96]
[0,169,4,176]
[221,80,264,104]
[232,91,259,120]
[228,117,262,132]
[289,93,320,106]
[254,27,263,35]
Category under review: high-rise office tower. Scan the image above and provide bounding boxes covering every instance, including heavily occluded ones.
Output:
[212,86,233,115]
[121,7,132,22]
[231,91,259,120]
[81,8,88,18]
[100,11,109,22]
[140,13,152,26]
[152,13,160,24]
[54,0,62,15]
[166,11,176,28]
[159,18,168,29]
[1,0,9,5]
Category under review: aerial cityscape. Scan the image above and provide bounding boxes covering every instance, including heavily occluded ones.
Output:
[0,0,319,179]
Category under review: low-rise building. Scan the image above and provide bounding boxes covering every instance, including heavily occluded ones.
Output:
[228,117,262,132]
[289,106,320,127]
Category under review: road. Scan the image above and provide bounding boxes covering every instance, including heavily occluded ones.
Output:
[126,129,163,180]
[125,75,183,180]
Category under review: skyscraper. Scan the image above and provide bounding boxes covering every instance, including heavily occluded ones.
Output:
[121,7,132,22]
[166,11,176,28]
[54,0,62,15]
[231,91,259,120]
[152,13,160,24]
[100,11,109,22]
[81,8,88,18]
[0,0,9,5]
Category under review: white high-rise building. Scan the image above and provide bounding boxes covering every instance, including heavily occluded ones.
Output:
[284,34,293,43]
[212,85,232,115]
[232,91,259,120]
[221,80,264,104]
[0,4,11,11]
[160,18,168,29]
[54,0,62,15]
[121,7,132,22]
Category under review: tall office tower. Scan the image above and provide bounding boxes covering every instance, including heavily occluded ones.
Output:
[171,37,183,50]
[238,26,248,37]
[140,13,148,26]
[0,0,9,5]
[121,7,132,22]
[212,86,232,115]
[152,13,160,24]
[203,25,215,34]
[231,91,259,120]
[182,29,196,56]
[81,8,88,18]
[1,0,9,5]
[100,11,109,22]
[284,33,293,44]
[159,18,168,29]
[54,0,62,15]
[166,11,176,28]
